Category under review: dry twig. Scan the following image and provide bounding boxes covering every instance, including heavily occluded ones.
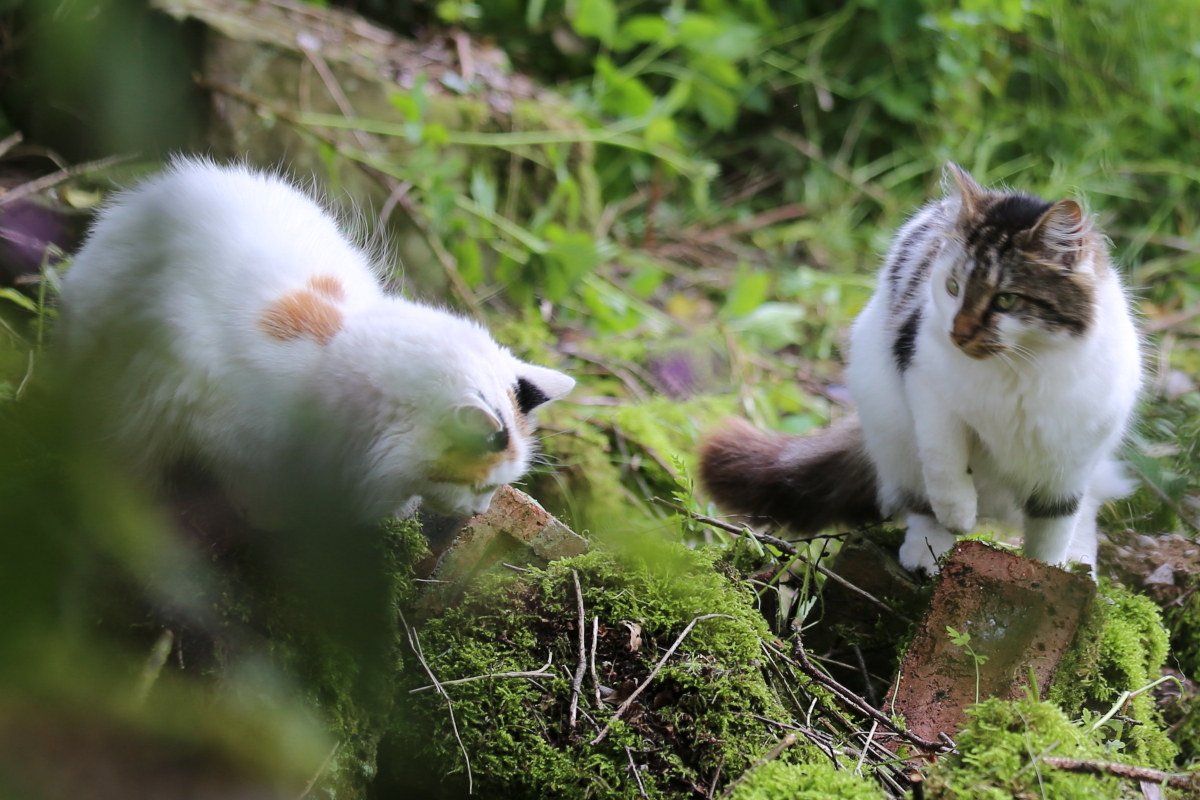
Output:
[297,742,341,800]
[568,570,588,728]
[400,610,473,793]
[1041,757,1197,789]
[789,639,953,754]
[718,733,798,799]
[625,746,648,799]
[589,614,734,746]
[0,154,133,208]
[654,497,910,624]
[408,653,554,693]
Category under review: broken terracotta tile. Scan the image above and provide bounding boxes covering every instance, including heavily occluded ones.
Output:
[887,541,1095,745]
[415,485,589,615]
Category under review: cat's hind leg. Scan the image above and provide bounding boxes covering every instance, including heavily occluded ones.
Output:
[899,512,958,575]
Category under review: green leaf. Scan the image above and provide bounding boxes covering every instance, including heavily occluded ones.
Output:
[470,167,497,216]
[644,117,677,149]
[616,15,670,50]
[721,268,770,318]
[731,303,805,350]
[595,56,655,118]
[571,0,617,46]
[0,288,37,313]
[525,0,547,28]
[691,80,738,130]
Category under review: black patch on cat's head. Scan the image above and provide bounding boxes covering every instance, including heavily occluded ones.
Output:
[515,377,550,415]
[964,194,1053,253]
[892,308,922,372]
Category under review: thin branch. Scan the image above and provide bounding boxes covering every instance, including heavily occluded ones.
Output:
[0,154,134,208]
[298,42,372,152]
[718,733,798,799]
[1041,756,1197,789]
[706,755,724,800]
[568,570,588,728]
[0,131,22,159]
[650,497,797,555]
[789,639,952,754]
[297,741,341,800]
[625,746,648,799]
[654,497,911,624]
[590,614,734,746]
[400,610,473,793]
[590,616,602,706]
[408,653,554,693]
[133,629,175,705]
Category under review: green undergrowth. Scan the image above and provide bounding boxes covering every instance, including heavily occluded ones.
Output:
[926,696,1149,800]
[1049,580,1175,767]
[727,760,885,800]
[392,543,825,799]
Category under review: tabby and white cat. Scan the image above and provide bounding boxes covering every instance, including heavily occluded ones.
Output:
[701,165,1141,573]
[57,160,574,530]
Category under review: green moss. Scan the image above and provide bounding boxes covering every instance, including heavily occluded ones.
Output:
[395,542,830,799]
[1049,580,1175,767]
[727,760,886,800]
[926,697,1125,799]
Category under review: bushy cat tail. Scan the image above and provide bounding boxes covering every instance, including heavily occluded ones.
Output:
[697,416,882,534]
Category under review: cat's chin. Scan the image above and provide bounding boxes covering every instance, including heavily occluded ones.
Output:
[418,485,500,519]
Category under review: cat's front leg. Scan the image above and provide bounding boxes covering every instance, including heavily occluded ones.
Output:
[908,390,976,533]
[1023,489,1086,567]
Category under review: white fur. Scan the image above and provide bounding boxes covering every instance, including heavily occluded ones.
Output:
[57,160,574,528]
[846,199,1141,574]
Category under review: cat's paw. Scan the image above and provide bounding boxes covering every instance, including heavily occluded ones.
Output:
[930,492,977,534]
[899,514,959,576]
[899,535,943,575]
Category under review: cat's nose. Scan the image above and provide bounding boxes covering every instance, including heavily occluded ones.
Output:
[951,313,978,346]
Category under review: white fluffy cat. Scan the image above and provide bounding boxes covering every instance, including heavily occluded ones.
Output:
[57,160,574,529]
[701,165,1141,574]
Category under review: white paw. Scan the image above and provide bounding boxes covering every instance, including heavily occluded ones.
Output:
[899,514,959,576]
[930,492,977,534]
[899,535,942,575]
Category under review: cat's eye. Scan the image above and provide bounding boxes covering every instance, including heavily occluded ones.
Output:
[994,293,1019,310]
[486,429,510,453]
[946,277,960,297]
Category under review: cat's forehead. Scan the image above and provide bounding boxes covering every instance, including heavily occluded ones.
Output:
[959,193,1052,257]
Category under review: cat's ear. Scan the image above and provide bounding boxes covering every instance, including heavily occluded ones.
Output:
[1027,199,1090,269]
[945,162,985,223]
[513,364,575,414]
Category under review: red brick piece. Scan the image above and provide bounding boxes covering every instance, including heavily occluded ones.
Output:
[887,541,1095,745]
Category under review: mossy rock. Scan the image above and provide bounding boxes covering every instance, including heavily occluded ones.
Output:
[1049,580,1175,767]
[726,760,886,800]
[926,697,1132,799]
[389,542,830,798]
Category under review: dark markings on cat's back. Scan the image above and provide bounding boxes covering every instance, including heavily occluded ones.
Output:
[515,377,549,415]
[893,309,922,372]
[1024,492,1081,519]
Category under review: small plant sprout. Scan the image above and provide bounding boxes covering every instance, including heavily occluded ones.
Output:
[947,625,990,704]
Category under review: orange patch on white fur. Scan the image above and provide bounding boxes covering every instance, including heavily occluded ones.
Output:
[307,275,346,300]
[428,450,506,486]
[259,289,344,345]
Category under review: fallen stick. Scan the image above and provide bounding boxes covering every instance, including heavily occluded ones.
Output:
[1041,756,1197,789]
[589,614,734,746]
